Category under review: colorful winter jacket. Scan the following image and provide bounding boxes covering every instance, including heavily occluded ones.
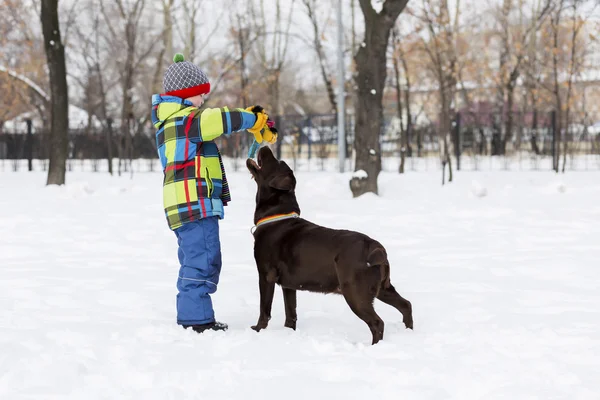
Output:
[151,95,257,230]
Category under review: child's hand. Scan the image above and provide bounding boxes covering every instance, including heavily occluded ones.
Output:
[246,105,269,143]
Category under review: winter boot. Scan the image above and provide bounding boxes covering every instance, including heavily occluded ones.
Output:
[183,321,228,333]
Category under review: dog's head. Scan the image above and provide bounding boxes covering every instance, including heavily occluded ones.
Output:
[246,146,300,223]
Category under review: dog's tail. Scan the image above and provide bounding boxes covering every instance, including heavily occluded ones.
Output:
[367,243,391,289]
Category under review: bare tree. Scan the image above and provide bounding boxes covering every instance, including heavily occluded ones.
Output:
[301,0,337,114]
[181,1,199,63]
[349,0,409,197]
[92,9,119,175]
[68,0,124,175]
[522,2,544,155]
[548,0,567,172]
[494,0,551,155]
[391,27,417,174]
[392,29,406,173]
[455,38,488,158]
[151,0,174,94]
[231,2,253,166]
[251,0,296,158]
[41,0,69,185]
[418,0,460,185]
[560,0,591,172]
[100,0,157,176]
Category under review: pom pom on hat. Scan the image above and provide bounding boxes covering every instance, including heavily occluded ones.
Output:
[173,53,185,63]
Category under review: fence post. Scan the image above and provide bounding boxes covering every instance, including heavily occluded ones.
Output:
[454,112,461,171]
[26,119,33,171]
[551,110,557,171]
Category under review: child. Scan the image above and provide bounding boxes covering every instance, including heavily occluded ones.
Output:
[151,54,277,333]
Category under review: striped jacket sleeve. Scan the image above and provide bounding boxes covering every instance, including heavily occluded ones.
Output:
[184,107,257,143]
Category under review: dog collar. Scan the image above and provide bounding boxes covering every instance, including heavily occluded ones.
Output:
[252,212,300,234]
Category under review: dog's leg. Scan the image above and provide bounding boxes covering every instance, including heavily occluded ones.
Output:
[251,273,275,332]
[376,285,414,330]
[282,288,297,330]
[341,286,384,345]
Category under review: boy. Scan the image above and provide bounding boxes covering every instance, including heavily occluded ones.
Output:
[151,54,277,333]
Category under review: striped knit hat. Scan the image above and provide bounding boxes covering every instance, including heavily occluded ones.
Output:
[162,53,210,98]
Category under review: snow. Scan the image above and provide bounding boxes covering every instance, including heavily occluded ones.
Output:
[352,169,368,179]
[369,149,377,155]
[371,89,376,95]
[371,0,384,13]
[2,168,600,399]
[470,180,488,197]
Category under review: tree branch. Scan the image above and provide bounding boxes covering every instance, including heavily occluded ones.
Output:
[381,0,410,23]
[0,65,50,103]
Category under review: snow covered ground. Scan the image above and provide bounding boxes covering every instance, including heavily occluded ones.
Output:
[1,166,599,399]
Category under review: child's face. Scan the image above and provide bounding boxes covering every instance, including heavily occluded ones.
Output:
[187,94,206,107]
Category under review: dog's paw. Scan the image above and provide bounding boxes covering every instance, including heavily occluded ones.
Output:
[284,320,296,331]
[251,324,268,332]
[404,319,414,330]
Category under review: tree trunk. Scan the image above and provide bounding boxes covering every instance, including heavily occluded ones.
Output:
[106,117,114,175]
[238,25,250,106]
[392,41,406,174]
[93,60,114,175]
[41,0,69,185]
[503,82,515,155]
[272,74,283,159]
[555,109,562,173]
[350,0,408,197]
[401,55,413,158]
[303,0,337,114]
[446,143,453,182]
[151,0,173,93]
[562,109,569,173]
[553,71,562,173]
[187,8,198,63]
[121,20,136,176]
[531,109,540,155]
[351,0,356,54]
[351,40,386,196]
[551,3,564,173]
[237,22,250,157]
[441,160,446,185]
[563,3,580,174]
[438,85,454,184]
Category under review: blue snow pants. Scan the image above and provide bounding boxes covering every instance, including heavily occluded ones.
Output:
[174,217,222,326]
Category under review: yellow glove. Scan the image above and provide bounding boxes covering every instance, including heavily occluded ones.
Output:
[246,106,269,143]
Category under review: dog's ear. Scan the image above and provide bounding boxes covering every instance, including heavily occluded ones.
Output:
[269,173,295,191]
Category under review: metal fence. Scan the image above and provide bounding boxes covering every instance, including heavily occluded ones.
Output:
[380,110,600,171]
[2,111,599,173]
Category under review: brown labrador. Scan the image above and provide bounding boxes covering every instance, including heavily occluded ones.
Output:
[246,146,413,344]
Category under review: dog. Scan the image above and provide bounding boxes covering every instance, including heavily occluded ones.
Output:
[246,146,413,344]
